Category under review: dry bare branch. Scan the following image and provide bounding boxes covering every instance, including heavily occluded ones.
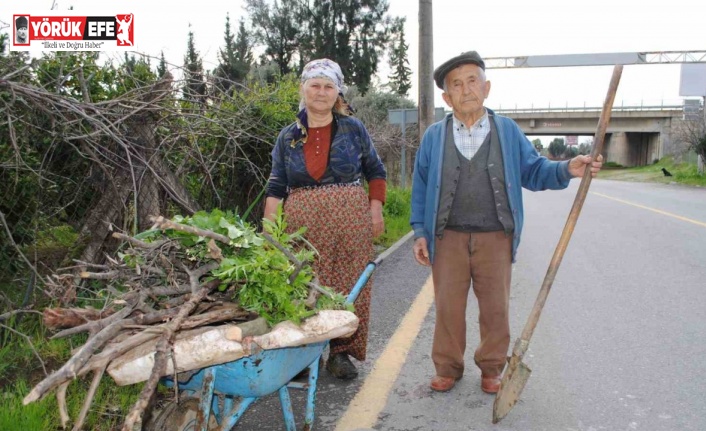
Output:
[121,280,217,431]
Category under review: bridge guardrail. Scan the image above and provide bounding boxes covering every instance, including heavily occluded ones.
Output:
[494,104,684,114]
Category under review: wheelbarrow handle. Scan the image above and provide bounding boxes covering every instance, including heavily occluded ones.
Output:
[345,254,383,305]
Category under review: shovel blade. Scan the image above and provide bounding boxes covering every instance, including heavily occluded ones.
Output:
[492,360,532,424]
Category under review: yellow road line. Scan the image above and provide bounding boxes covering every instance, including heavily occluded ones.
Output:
[591,192,706,228]
[335,275,435,431]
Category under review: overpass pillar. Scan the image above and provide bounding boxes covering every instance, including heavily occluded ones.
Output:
[605,132,630,166]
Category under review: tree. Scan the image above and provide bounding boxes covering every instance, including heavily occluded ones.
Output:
[247,0,397,95]
[183,25,206,104]
[531,138,543,153]
[120,53,155,90]
[548,138,566,159]
[249,60,282,85]
[387,18,411,97]
[564,146,578,158]
[349,88,415,186]
[214,15,253,95]
[234,19,254,77]
[156,50,168,78]
[578,140,592,155]
[675,114,706,175]
[246,0,301,76]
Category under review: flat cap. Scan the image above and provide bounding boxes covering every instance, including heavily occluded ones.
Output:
[433,51,485,90]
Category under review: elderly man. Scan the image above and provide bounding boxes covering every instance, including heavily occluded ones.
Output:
[410,51,602,394]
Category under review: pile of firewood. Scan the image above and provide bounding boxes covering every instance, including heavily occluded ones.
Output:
[23,212,339,431]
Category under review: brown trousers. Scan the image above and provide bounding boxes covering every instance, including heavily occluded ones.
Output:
[431,229,512,379]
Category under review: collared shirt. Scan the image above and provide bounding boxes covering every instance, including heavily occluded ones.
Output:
[452,111,490,160]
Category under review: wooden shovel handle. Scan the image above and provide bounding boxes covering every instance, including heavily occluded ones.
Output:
[517,65,623,348]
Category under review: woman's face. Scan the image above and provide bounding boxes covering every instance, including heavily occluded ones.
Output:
[301,78,338,114]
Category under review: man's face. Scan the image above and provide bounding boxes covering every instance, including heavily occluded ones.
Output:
[16,26,28,41]
[441,64,491,119]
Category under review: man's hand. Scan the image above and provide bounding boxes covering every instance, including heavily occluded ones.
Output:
[370,199,385,238]
[568,154,604,178]
[413,237,431,266]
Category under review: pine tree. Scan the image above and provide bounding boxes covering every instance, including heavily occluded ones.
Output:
[156,50,167,78]
[233,19,253,78]
[183,25,206,104]
[214,14,237,94]
[387,20,411,97]
[214,15,253,94]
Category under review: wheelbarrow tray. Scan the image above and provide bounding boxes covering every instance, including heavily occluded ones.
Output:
[107,310,358,386]
[162,341,327,398]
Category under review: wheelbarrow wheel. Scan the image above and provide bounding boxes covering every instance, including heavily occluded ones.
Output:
[143,397,218,431]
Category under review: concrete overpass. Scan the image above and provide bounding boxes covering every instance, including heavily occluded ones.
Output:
[494,104,691,167]
[482,51,706,167]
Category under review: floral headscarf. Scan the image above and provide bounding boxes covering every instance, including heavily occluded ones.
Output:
[300,58,346,93]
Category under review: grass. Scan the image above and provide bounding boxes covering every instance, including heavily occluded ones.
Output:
[597,156,706,187]
[0,377,143,431]
[0,313,142,430]
[374,186,412,249]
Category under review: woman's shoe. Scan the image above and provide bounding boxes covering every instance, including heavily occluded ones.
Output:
[326,353,358,380]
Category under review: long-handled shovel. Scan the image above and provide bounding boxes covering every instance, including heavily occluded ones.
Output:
[492,64,624,424]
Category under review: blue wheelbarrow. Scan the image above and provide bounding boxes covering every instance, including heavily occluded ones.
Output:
[144,257,381,431]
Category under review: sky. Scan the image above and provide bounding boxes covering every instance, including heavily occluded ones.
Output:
[4,0,705,113]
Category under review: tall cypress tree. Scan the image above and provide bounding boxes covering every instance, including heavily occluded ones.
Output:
[388,19,411,97]
[233,19,253,78]
[215,15,254,94]
[156,50,168,78]
[183,25,206,104]
[214,14,238,94]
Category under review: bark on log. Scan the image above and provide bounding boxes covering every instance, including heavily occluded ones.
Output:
[43,307,117,330]
[78,304,248,376]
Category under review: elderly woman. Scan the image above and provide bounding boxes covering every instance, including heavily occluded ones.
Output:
[263,59,387,379]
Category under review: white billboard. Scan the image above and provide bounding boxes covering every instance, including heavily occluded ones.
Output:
[679,64,706,97]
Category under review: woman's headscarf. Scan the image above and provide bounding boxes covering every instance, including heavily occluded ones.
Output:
[300,58,346,93]
[299,58,355,114]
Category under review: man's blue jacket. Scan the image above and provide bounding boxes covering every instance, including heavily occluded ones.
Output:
[410,109,573,263]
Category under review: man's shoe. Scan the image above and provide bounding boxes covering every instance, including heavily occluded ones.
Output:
[481,375,501,394]
[430,375,458,392]
[326,353,358,380]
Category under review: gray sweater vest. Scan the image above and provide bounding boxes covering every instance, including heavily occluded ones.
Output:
[436,116,514,236]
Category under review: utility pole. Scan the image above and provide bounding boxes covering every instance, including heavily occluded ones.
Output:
[418,0,434,138]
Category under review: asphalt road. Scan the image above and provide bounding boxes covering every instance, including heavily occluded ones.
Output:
[233,179,706,431]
